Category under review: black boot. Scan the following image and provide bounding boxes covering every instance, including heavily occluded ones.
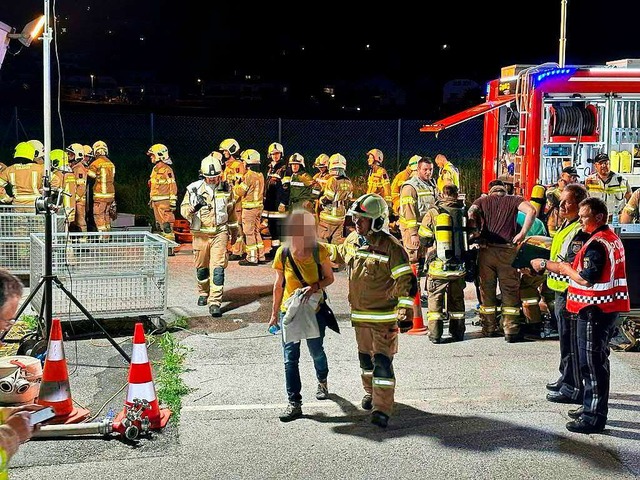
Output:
[209,304,222,317]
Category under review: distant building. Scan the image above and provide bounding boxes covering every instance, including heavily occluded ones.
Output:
[442,78,480,105]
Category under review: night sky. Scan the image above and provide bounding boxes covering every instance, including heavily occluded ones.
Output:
[3,1,640,115]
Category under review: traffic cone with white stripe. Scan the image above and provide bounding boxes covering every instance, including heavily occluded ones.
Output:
[114,322,171,429]
[407,264,428,335]
[36,318,90,424]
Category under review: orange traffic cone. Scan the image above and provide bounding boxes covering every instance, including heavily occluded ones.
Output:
[407,264,428,335]
[36,318,90,424]
[114,323,171,429]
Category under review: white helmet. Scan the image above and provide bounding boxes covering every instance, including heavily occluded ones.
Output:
[83,145,94,161]
[93,140,109,157]
[367,148,384,164]
[328,153,347,171]
[66,143,85,163]
[200,151,224,177]
[240,149,261,166]
[28,140,45,159]
[268,142,284,156]
[314,154,330,169]
[147,143,172,164]
[288,153,305,167]
[219,138,240,156]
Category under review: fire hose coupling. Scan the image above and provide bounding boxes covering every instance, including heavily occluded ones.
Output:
[0,369,30,394]
[115,398,152,440]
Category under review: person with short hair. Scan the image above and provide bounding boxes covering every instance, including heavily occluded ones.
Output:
[435,153,460,194]
[584,153,631,222]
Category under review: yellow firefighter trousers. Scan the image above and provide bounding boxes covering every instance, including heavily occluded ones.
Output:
[478,243,521,335]
[426,276,466,340]
[241,208,264,262]
[93,199,113,232]
[192,231,229,306]
[73,201,87,232]
[152,199,176,241]
[354,322,398,417]
[520,272,545,325]
[230,203,245,256]
[400,225,424,264]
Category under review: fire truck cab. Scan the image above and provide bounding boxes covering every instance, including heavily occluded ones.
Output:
[421,59,640,196]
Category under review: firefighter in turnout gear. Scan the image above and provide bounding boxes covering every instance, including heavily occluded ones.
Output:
[50,149,77,226]
[180,152,238,317]
[0,161,8,204]
[434,153,460,194]
[327,193,417,428]
[399,156,437,317]
[27,140,45,165]
[220,138,246,260]
[390,155,420,217]
[584,153,631,222]
[365,149,392,209]
[312,154,331,216]
[317,154,353,266]
[0,142,43,211]
[263,142,288,259]
[419,184,468,343]
[147,143,179,253]
[283,153,319,212]
[87,140,116,232]
[236,149,266,266]
[66,143,89,232]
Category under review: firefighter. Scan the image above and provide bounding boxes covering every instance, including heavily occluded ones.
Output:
[27,140,44,165]
[435,153,460,194]
[87,140,116,232]
[236,149,266,266]
[180,152,238,316]
[0,161,9,204]
[312,154,331,217]
[468,179,537,342]
[419,184,468,343]
[147,144,178,254]
[68,144,89,233]
[399,156,437,320]
[584,153,631,222]
[533,197,629,434]
[0,142,43,212]
[284,153,318,212]
[327,193,417,428]
[621,187,640,223]
[220,138,246,260]
[545,166,580,236]
[365,149,392,209]
[390,155,420,217]
[317,153,353,268]
[263,142,288,259]
[50,149,77,227]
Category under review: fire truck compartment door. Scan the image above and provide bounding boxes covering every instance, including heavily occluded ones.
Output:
[420,95,516,133]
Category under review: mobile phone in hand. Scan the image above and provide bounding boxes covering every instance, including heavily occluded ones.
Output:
[29,407,56,426]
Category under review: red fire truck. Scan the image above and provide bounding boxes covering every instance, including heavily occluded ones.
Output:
[421,59,640,196]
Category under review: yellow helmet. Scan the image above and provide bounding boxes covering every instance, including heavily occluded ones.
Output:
[28,140,44,158]
[347,193,389,232]
[147,143,172,164]
[83,145,94,160]
[367,148,384,164]
[328,153,347,171]
[14,141,36,162]
[200,152,224,177]
[314,154,330,169]
[66,143,85,163]
[268,142,284,156]
[288,153,305,167]
[92,140,109,157]
[240,149,261,166]
[219,138,240,156]
[408,155,422,171]
[51,149,72,173]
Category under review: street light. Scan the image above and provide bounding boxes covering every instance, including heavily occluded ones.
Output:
[90,74,95,97]
[197,78,203,96]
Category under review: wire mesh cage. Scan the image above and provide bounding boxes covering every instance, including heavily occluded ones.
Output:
[29,231,170,321]
[0,206,66,275]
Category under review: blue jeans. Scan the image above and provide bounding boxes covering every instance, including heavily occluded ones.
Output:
[280,311,328,405]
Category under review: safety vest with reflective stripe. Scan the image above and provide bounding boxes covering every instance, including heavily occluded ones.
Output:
[547,218,582,292]
[318,175,353,224]
[366,166,392,203]
[87,156,115,200]
[237,169,264,209]
[584,172,630,216]
[436,161,460,193]
[149,161,177,202]
[566,227,630,314]
[399,176,437,232]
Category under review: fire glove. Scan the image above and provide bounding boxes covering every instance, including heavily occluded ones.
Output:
[396,307,413,333]
[278,203,287,214]
[169,199,177,212]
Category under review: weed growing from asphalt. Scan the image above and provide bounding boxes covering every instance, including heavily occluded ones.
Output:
[154,332,192,423]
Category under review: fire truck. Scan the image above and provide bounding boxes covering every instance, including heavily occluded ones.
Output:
[421,59,640,196]
[421,59,640,313]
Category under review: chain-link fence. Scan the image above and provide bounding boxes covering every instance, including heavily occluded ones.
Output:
[1,107,483,220]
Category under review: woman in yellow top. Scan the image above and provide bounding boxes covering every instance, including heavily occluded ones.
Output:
[269,209,334,422]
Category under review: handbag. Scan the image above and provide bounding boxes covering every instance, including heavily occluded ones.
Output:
[283,247,340,334]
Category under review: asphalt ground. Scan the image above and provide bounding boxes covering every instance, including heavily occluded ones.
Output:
[7,242,640,480]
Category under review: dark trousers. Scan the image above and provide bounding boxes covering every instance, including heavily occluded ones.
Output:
[556,292,582,399]
[576,307,618,426]
[268,217,284,249]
